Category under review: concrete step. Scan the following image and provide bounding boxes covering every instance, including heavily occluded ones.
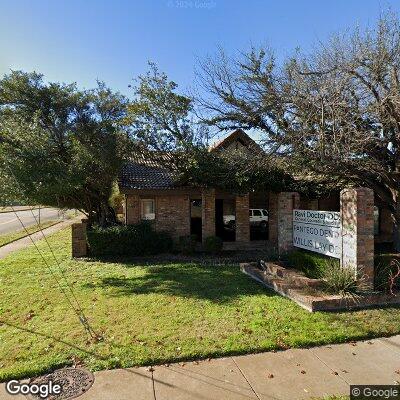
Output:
[259,260,323,289]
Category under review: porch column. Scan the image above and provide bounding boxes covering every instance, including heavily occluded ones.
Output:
[126,194,140,225]
[277,192,300,255]
[236,193,250,242]
[202,189,215,242]
[268,192,278,245]
[340,187,374,290]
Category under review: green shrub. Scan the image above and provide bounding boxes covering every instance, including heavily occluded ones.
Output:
[322,261,359,295]
[177,234,198,254]
[286,250,336,279]
[87,222,173,257]
[203,236,223,254]
[375,255,400,293]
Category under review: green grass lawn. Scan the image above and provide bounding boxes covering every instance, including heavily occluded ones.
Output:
[1,228,400,382]
[0,220,59,247]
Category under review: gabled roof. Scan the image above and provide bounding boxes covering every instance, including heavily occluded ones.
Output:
[118,129,262,191]
[210,129,262,153]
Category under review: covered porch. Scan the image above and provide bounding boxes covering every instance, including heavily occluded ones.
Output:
[122,187,328,251]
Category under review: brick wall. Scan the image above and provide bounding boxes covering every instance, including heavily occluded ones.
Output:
[202,189,215,242]
[155,195,190,240]
[236,194,250,242]
[125,194,190,241]
[126,194,140,224]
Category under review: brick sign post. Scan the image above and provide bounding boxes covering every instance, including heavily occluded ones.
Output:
[340,187,374,290]
[272,187,375,291]
[72,220,88,258]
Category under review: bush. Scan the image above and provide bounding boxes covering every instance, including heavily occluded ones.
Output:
[286,250,336,279]
[87,222,173,257]
[322,261,359,295]
[177,234,198,254]
[375,255,400,293]
[203,236,223,254]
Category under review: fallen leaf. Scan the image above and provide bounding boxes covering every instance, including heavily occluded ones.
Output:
[332,371,339,375]
[277,339,289,350]
[71,355,84,368]
[24,310,35,322]
[300,370,306,374]
[395,370,400,375]
[267,373,274,378]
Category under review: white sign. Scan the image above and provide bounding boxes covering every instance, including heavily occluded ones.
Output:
[293,209,342,258]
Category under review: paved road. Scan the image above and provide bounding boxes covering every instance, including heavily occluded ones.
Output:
[0,208,62,235]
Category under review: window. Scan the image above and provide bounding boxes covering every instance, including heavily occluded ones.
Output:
[141,199,155,220]
[262,209,269,217]
[253,209,262,217]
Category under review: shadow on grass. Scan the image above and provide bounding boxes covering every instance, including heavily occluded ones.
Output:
[84,262,277,303]
[85,248,277,267]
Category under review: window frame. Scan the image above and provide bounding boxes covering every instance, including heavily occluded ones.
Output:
[141,198,156,221]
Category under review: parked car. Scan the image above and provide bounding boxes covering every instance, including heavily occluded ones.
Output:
[250,209,269,229]
[223,209,268,230]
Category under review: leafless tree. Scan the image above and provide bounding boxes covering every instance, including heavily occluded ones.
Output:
[197,13,400,250]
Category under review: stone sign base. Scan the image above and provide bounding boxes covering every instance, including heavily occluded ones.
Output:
[240,262,400,312]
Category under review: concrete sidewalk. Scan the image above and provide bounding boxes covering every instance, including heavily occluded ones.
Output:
[0,219,78,260]
[2,335,399,399]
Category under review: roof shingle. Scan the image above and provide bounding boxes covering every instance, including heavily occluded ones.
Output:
[119,162,175,190]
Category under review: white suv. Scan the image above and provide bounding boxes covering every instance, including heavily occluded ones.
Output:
[223,208,268,229]
[249,208,269,228]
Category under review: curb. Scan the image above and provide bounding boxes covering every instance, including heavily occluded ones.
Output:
[0,206,52,214]
[0,220,64,248]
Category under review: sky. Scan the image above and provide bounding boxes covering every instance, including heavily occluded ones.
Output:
[1,0,400,99]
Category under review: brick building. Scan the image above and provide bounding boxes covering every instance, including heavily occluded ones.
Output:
[118,129,393,250]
